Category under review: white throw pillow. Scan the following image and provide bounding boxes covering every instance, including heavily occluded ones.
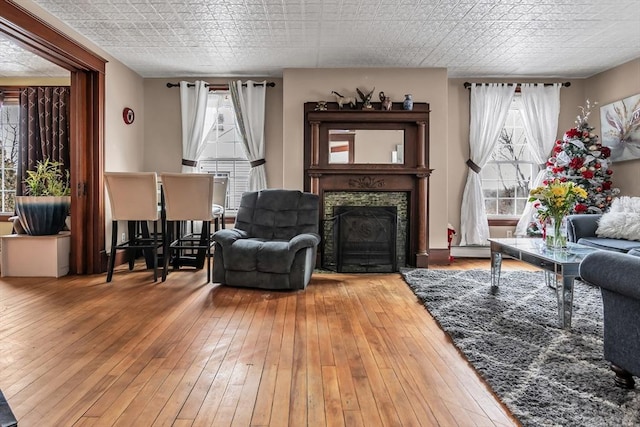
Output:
[596,197,640,240]
[608,196,640,214]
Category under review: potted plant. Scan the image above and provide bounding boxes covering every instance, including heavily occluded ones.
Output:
[14,158,71,235]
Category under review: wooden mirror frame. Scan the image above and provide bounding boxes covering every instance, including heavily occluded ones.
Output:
[303,101,434,267]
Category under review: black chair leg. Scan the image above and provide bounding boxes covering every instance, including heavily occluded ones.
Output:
[128,221,136,270]
[162,220,171,282]
[172,221,182,270]
[204,221,211,283]
[107,221,118,282]
[152,221,158,282]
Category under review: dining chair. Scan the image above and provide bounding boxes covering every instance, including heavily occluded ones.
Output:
[160,173,215,282]
[104,172,165,282]
[212,176,228,230]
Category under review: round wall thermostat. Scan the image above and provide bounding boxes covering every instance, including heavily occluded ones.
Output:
[123,107,135,124]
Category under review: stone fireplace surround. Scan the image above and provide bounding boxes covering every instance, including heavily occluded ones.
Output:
[304,102,432,268]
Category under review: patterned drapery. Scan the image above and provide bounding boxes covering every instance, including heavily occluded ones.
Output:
[17,86,70,195]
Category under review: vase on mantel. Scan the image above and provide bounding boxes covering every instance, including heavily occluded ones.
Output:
[545,216,567,250]
[403,94,413,111]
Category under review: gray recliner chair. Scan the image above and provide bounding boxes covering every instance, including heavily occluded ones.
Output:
[212,189,320,290]
[579,249,640,388]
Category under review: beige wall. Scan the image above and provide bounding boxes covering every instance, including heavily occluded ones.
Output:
[142,78,284,187]
[8,0,640,259]
[104,61,145,172]
[585,58,640,196]
[283,68,451,249]
[102,62,145,249]
[89,57,640,254]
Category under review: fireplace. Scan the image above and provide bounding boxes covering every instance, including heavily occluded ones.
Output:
[304,103,432,267]
[334,206,398,273]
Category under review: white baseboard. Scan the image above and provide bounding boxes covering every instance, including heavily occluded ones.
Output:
[450,245,491,258]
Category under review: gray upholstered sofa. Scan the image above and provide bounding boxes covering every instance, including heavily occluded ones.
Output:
[212,189,320,290]
[567,214,640,253]
[579,249,640,388]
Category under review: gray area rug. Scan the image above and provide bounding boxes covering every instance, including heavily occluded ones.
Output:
[400,268,640,427]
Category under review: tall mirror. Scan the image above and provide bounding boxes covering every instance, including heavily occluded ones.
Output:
[328,129,404,164]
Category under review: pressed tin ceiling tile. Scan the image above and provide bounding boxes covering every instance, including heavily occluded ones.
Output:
[0,35,69,77]
[1,0,639,78]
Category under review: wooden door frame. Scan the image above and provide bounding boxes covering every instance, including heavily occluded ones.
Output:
[1,0,106,274]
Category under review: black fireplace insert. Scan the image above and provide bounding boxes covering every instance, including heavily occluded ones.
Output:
[333,206,398,273]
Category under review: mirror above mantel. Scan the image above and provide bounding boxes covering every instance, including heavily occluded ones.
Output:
[329,129,404,164]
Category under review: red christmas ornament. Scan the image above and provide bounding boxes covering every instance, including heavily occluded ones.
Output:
[574,204,588,213]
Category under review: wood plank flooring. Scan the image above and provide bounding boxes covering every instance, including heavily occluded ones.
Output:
[0,259,531,426]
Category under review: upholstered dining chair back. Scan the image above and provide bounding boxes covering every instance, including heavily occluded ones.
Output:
[211,176,229,230]
[105,172,159,221]
[161,173,214,221]
[212,176,228,208]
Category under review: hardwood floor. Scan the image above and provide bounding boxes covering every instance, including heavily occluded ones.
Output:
[0,258,531,426]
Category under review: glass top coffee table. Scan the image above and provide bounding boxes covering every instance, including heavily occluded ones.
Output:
[488,237,600,329]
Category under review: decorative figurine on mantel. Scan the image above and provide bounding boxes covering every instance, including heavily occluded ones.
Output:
[357,87,375,110]
[379,91,392,111]
[314,101,328,111]
[331,91,356,109]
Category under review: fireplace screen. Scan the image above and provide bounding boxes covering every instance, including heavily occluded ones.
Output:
[334,206,398,273]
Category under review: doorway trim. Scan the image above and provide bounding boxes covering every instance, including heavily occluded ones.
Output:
[1,0,106,274]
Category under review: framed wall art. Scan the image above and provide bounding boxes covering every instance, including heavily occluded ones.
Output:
[600,93,640,162]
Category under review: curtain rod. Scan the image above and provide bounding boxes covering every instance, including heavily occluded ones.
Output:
[463,81,571,90]
[166,81,276,89]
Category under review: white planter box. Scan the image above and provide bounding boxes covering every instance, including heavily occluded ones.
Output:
[1,232,70,277]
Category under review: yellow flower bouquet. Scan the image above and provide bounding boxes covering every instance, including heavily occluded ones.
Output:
[528,178,588,248]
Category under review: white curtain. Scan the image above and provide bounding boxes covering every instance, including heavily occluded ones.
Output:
[459,83,516,246]
[229,80,267,190]
[514,83,562,236]
[179,80,212,172]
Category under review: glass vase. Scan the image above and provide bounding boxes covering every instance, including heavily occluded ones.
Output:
[545,216,567,249]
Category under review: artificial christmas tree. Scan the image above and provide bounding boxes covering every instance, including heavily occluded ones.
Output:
[545,100,620,214]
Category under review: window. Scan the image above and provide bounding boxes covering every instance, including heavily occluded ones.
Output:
[0,99,19,214]
[197,91,250,213]
[481,95,538,218]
